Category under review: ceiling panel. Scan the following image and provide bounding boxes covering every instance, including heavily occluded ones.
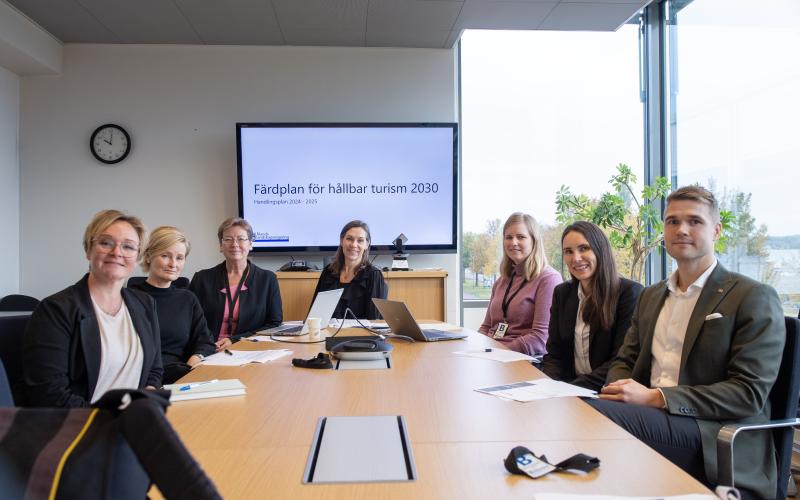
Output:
[174,0,284,45]
[8,0,119,43]
[367,0,463,32]
[76,0,201,43]
[539,2,645,30]
[454,1,557,30]
[272,0,368,31]
[283,29,365,47]
[367,29,451,48]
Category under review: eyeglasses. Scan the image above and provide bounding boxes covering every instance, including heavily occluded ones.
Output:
[221,236,250,245]
[93,237,139,258]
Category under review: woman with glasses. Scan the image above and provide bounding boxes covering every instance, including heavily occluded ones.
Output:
[129,226,216,384]
[189,217,282,350]
[312,220,387,319]
[23,209,163,407]
[540,221,642,391]
[478,212,562,356]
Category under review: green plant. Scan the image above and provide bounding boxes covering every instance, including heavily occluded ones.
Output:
[555,163,734,282]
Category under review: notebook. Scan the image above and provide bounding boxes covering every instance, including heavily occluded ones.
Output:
[262,288,344,336]
[371,298,467,342]
[163,378,246,402]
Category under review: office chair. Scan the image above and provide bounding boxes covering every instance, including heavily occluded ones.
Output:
[717,316,800,499]
[0,294,39,311]
[0,358,13,407]
[127,276,190,289]
[0,313,30,405]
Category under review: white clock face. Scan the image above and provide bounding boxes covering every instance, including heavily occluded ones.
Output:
[91,125,130,164]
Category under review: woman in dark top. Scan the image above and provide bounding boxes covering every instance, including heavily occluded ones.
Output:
[189,217,282,348]
[541,221,643,391]
[130,226,216,384]
[23,209,162,407]
[312,220,387,320]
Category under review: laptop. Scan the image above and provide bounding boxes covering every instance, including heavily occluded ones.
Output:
[264,288,344,336]
[371,298,467,342]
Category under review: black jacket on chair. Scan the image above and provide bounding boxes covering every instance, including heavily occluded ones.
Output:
[312,265,387,320]
[189,261,282,340]
[541,277,642,391]
[22,274,163,408]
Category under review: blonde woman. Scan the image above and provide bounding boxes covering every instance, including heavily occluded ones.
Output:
[23,209,162,407]
[478,212,562,355]
[130,226,215,384]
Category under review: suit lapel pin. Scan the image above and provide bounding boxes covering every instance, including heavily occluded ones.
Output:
[717,288,723,293]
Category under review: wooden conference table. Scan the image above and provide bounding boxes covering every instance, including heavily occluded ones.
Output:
[165,326,712,499]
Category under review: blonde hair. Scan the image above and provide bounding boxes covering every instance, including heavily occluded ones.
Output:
[141,226,191,272]
[83,209,146,259]
[499,212,547,281]
[217,217,254,242]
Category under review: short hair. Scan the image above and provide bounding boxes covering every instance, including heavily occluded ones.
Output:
[141,226,191,272]
[499,212,548,281]
[83,209,146,258]
[666,185,720,222]
[328,220,372,274]
[217,217,254,242]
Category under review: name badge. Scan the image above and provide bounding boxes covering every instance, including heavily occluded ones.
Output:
[494,322,509,339]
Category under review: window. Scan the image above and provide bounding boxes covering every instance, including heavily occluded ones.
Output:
[460,26,644,307]
[666,0,800,316]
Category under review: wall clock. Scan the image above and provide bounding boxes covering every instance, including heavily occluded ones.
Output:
[90,124,131,164]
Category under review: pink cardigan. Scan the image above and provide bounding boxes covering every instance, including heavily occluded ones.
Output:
[479,264,562,355]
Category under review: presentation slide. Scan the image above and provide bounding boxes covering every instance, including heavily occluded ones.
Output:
[238,125,456,251]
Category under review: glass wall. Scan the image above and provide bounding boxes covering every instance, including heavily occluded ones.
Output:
[666,0,800,316]
[460,26,644,305]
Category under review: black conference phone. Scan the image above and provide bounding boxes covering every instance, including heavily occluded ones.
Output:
[279,260,319,272]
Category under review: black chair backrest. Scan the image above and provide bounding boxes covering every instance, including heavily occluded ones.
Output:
[127,276,189,289]
[0,294,39,312]
[772,316,800,499]
[0,314,29,406]
[0,357,13,407]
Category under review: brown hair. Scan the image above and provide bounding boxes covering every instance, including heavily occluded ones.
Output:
[499,212,547,281]
[141,226,191,272]
[328,220,371,274]
[562,221,620,332]
[83,209,146,259]
[217,217,254,242]
[666,185,720,222]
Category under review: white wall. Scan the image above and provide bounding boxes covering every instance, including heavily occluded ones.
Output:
[20,44,462,322]
[0,64,19,296]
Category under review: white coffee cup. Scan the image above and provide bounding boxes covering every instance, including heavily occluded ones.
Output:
[306,317,321,339]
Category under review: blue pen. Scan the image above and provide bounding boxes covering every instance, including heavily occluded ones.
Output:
[179,379,219,391]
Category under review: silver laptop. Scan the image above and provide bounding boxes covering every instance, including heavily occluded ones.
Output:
[372,298,467,342]
[264,288,344,336]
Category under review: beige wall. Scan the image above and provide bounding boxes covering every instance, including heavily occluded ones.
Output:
[0,65,19,296]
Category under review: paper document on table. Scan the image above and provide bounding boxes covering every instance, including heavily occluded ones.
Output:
[534,495,717,500]
[163,378,246,402]
[201,349,291,366]
[476,378,597,402]
[330,319,372,328]
[454,349,534,363]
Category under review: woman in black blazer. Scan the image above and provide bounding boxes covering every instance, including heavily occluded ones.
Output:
[312,220,387,320]
[541,221,643,391]
[189,217,282,349]
[23,210,162,408]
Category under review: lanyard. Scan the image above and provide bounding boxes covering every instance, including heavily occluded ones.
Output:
[501,272,527,321]
[224,263,249,335]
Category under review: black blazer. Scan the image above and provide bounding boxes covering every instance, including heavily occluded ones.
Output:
[541,277,642,391]
[189,260,282,340]
[22,274,163,408]
[312,264,388,320]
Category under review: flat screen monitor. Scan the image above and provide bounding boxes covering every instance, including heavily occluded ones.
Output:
[237,123,458,253]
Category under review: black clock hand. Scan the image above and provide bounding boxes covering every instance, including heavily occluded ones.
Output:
[105,130,113,145]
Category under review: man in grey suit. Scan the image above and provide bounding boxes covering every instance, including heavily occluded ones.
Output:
[589,185,785,499]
